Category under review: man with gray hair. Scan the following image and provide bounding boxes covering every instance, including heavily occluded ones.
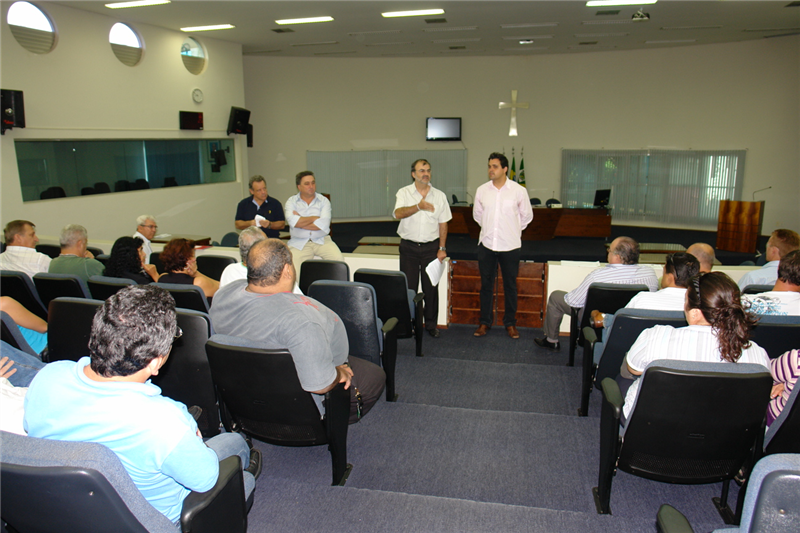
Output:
[133,215,158,263]
[210,238,384,424]
[218,226,267,288]
[235,175,285,238]
[48,224,104,283]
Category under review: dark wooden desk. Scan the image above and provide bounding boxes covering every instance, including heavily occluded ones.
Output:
[449,206,611,240]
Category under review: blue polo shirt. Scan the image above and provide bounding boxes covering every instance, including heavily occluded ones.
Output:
[235,195,285,238]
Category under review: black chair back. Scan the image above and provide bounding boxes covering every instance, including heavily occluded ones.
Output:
[749,318,800,359]
[46,297,103,363]
[150,254,165,274]
[742,284,774,295]
[0,270,48,320]
[35,244,61,259]
[220,232,239,247]
[530,197,542,206]
[546,198,560,207]
[594,360,772,516]
[153,282,209,313]
[298,260,349,296]
[87,246,104,257]
[93,182,111,194]
[0,311,38,356]
[568,283,649,366]
[308,281,381,365]
[95,254,111,267]
[88,275,136,301]
[205,335,351,485]
[39,186,66,199]
[354,268,421,342]
[151,309,220,438]
[196,255,236,282]
[33,273,91,309]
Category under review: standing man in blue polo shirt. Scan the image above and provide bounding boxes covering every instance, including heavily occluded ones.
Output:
[235,175,285,238]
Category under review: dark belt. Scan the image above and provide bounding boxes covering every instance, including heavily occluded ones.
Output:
[401,239,437,246]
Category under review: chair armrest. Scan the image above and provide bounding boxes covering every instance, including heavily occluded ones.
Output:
[656,504,695,533]
[381,317,398,334]
[599,377,623,420]
[413,292,424,304]
[181,455,247,533]
[582,327,598,346]
[578,326,600,417]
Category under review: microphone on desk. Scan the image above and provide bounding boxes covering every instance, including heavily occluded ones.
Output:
[752,186,772,201]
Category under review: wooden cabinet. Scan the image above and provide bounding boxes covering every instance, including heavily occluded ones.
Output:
[448,260,545,328]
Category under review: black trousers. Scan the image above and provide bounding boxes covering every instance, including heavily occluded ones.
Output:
[477,243,522,327]
[399,239,439,331]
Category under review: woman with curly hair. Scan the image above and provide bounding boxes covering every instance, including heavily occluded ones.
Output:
[158,238,219,298]
[622,271,770,419]
[103,236,157,284]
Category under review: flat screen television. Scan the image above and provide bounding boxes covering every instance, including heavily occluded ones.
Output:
[593,188,611,208]
[426,117,461,141]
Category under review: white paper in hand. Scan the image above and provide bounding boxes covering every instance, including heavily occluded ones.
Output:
[426,258,445,287]
[254,214,267,227]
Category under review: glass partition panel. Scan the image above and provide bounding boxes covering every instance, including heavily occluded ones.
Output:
[15,139,235,201]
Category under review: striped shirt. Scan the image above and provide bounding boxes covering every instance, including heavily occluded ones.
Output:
[624,324,770,419]
[768,349,800,426]
[564,263,659,308]
[0,246,51,279]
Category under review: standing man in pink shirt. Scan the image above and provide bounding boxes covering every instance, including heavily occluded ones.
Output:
[472,152,533,339]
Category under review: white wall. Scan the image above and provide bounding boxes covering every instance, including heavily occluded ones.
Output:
[243,36,799,233]
[0,2,249,243]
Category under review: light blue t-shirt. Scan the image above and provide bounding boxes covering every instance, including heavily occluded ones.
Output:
[23,357,218,522]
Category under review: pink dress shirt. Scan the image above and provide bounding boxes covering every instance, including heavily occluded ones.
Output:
[472,178,533,252]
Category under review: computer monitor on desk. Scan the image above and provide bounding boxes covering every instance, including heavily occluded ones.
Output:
[593,189,611,208]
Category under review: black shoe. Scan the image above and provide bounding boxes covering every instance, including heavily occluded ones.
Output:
[245,448,263,480]
[427,328,440,338]
[534,337,561,351]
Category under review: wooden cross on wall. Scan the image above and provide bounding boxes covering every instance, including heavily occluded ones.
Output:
[498,90,529,137]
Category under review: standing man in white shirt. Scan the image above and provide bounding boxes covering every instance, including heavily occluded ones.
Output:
[393,159,452,338]
[133,215,158,263]
[284,171,343,270]
[0,220,51,279]
[472,152,533,339]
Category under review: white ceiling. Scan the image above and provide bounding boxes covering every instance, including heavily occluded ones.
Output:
[51,1,800,57]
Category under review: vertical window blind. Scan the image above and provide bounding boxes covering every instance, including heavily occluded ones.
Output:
[561,149,745,227]
[307,150,468,219]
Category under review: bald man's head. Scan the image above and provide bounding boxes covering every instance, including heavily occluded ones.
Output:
[687,243,715,273]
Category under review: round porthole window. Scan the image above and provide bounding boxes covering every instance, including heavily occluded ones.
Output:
[109,22,143,66]
[7,1,56,54]
[181,36,206,75]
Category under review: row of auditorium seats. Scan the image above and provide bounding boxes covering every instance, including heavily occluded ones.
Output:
[38,178,180,199]
[565,282,800,524]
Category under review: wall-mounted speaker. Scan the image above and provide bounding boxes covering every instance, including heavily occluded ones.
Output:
[1,89,25,135]
[227,106,250,135]
[247,124,253,148]
[179,111,204,130]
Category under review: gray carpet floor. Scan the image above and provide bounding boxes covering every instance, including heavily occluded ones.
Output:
[246,324,738,532]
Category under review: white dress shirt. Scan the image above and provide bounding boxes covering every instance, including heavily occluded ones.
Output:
[284,193,332,251]
[742,291,800,316]
[737,261,779,290]
[393,183,452,243]
[0,246,52,279]
[626,287,687,311]
[564,263,660,308]
[472,178,533,252]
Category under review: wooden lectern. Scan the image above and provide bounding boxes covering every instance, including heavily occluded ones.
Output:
[716,200,764,253]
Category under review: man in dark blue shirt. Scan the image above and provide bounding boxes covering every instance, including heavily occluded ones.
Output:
[235,175,285,238]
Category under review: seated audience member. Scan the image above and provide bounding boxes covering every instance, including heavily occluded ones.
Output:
[686,242,716,273]
[535,236,659,351]
[738,229,800,290]
[133,215,158,263]
[284,170,344,269]
[768,348,800,427]
[23,285,258,523]
[219,227,266,288]
[0,220,51,278]
[0,343,47,435]
[104,236,158,284]
[234,175,285,238]
[742,250,800,315]
[210,238,384,424]
[0,296,48,356]
[158,239,220,298]
[622,272,769,420]
[48,224,104,283]
[590,252,700,358]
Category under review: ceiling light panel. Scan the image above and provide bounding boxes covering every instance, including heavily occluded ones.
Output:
[586,0,657,6]
[423,26,478,32]
[180,24,234,32]
[382,9,445,18]
[105,0,169,9]
[500,23,558,29]
[348,30,401,36]
[502,35,553,40]
[275,16,334,25]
